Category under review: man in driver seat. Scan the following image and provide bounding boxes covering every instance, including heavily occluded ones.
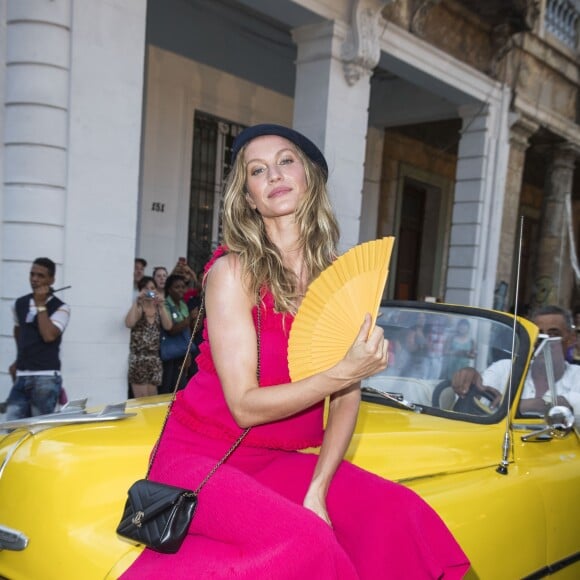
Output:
[451,305,580,421]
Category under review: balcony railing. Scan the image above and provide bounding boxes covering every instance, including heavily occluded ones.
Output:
[545,0,579,50]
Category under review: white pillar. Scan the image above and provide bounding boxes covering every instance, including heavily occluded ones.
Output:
[1,0,72,395]
[62,0,147,405]
[292,1,388,252]
[1,0,71,292]
[0,0,148,404]
[445,89,511,307]
[0,0,7,286]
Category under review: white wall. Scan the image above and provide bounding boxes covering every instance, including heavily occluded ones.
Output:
[0,0,73,400]
[138,46,294,268]
[0,0,6,305]
[61,0,147,406]
[0,0,6,404]
[0,0,148,406]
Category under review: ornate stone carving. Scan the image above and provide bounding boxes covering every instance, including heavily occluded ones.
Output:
[341,0,392,86]
[521,0,541,31]
[548,143,579,177]
[488,1,541,78]
[489,22,518,78]
[509,115,539,151]
[410,0,442,36]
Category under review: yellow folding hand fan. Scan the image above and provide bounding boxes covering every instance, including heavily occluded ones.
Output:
[288,236,395,382]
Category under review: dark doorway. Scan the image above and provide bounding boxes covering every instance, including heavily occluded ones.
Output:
[394,182,426,300]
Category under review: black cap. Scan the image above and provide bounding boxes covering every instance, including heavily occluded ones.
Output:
[231,124,328,181]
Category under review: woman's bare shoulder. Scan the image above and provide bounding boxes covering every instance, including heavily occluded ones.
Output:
[205,252,253,306]
[206,252,242,284]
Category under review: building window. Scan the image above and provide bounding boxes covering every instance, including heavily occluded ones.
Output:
[545,0,579,50]
[188,113,245,273]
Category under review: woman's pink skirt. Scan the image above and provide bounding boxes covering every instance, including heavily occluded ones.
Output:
[120,416,469,579]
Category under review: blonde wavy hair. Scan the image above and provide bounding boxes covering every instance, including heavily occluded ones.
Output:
[221,142,339,313]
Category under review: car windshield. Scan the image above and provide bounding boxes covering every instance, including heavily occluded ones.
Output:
[361,304,520,422]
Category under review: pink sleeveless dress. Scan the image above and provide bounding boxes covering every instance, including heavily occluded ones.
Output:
[121,250,469,579]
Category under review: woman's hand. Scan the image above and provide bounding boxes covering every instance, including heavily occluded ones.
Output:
[137,287,153,304]
[326,314,388,387]
[303,482,332,526]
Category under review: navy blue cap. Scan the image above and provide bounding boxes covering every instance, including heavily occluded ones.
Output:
[231,124,328,181]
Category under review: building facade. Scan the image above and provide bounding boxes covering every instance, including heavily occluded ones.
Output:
[1,0,578,407]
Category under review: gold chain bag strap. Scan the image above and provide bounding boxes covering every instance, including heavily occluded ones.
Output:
[116,297,259,554]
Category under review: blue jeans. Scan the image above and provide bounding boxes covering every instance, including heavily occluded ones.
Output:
[5,375,62,420]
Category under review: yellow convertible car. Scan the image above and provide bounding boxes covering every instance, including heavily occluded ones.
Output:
[1,301,579,579]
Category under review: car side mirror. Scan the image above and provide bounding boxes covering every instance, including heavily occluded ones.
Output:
[521,405,575,442]
[545,405,575,437]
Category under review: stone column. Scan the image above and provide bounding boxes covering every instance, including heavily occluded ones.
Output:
[1,0,148,404]
[292,0,391,251]
[1,0,71,295]
[445,93,511,307]
[1,0,71,394]
[495,116,539,310]
[359,126,385,242]
[532,144,578,309]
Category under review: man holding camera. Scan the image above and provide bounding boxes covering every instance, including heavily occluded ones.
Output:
[5,257,71,420]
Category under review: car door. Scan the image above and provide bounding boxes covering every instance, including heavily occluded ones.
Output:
[510,336,580,576]
[513,423,580,577]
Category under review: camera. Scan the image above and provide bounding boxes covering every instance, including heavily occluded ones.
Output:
[145,290,156,299]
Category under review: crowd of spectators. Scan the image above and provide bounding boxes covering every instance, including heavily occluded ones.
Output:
[0,255,204,420]
[126,257,203,398]
[4,255,580,415]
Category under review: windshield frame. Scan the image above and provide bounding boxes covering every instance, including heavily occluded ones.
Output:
[360,300,533,424]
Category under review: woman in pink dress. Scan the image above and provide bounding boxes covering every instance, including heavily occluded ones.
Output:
[121,124,469,579]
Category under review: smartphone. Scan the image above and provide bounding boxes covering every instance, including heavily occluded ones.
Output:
[179,257,187,264]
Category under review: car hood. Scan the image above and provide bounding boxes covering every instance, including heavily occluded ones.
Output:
[0,396,542,580]
[349,400,506,481]
[0,396,506,485]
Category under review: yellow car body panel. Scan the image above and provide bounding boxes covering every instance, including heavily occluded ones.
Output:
[349,407,580,580]
[1,398,578,580]
[0,401,165,579]
[1,303,579,579]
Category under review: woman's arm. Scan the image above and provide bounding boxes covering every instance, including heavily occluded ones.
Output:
[157,297,173,331]
[207,254,387,428]
[303,383,361,524]
[125,297,143,328]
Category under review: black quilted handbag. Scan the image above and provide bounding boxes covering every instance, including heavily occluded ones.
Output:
[116,480,198,554]
[116,297,254,553]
